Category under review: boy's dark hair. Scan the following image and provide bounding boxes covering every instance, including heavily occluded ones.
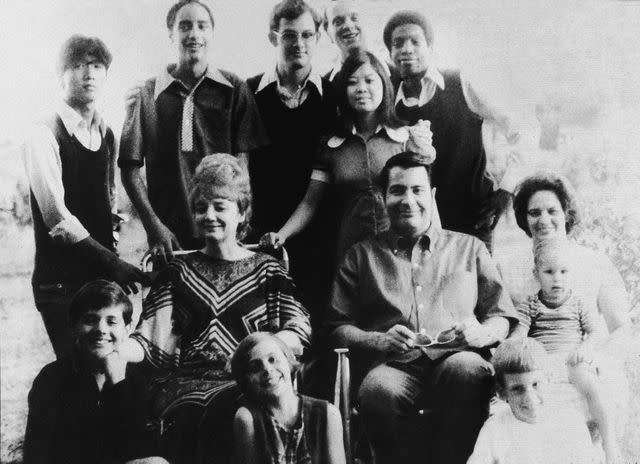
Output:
[231,332,300,403]
[379,151,433,193]
[333,48,402,136]
[269,0,322,32]
[58,34,112,76]
[383,10,434,51]
[166,0,215,30]
[492,338,549,387]
[68,280,133,325]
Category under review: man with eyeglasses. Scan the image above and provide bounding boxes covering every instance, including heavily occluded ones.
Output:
[325,152,517,464]
[247,0,338,350]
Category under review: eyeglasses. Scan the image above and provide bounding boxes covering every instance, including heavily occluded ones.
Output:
[413,327,457,348]
[273,30,318,44]
[408,299,457,348]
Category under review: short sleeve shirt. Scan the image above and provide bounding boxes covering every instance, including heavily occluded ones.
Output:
[311,126,409,260]
[118,65,268,246]
[467,405,597,464]
[517,292,597,356]
[326,227,517,360]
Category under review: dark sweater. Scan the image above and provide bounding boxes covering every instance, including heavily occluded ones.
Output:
[246,75,338,235]
[30,115,115,286]
[246,74,339,330]
[394,70,495,235]
[23,358,154,464]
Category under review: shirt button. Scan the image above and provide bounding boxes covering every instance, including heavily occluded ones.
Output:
[415,285,422,292]
[418,304,424,310]
[393,249,398,255]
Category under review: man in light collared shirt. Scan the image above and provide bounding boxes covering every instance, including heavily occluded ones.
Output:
[119,0,267,260]
[246,0,338,345]
[22,35,149,358]
[383,10,520,251]
[326,152,517,464]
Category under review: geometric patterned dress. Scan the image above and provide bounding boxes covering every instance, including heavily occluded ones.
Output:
[130,251,311,462]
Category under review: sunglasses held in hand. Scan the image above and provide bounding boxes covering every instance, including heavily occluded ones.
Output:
[413,327,458,348]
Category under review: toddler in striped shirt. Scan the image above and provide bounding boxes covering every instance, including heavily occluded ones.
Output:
[512,238,620,464]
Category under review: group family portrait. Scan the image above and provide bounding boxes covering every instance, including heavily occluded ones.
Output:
[0,0,639,463]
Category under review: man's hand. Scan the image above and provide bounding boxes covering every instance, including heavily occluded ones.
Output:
[103,350,128,386]
[106,259,150,294]
[148,222,182,266]
[407,119,436,162]
[377,324,416,354]
[123,81,145,112]
[259,232,284,250]
[452,317,495,348]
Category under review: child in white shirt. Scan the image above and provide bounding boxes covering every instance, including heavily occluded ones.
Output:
[467,337,598,464]
[512,238,622,463]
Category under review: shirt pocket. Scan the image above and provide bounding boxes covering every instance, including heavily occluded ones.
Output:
[196,98,231,151]
[438,271,478,321]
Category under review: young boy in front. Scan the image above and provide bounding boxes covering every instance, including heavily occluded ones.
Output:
[467,338,598,464]
[23,280,163,464]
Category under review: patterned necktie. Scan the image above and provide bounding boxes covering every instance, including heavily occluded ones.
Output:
[180,73,207,153]
[181,91,195,152]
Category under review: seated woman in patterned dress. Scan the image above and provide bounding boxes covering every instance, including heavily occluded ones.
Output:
[120,153,311,464]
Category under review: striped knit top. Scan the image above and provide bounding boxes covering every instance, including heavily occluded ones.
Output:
[132,251,311,369]
[516,292,597,355]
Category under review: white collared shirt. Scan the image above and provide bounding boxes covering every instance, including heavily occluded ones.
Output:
[396,67,513,130]
[153,64,234,101]
[397,68,521,192]
[395,66,446,108]
[22,102,110,245]
[56,102,104,151]
[255,66,324,109]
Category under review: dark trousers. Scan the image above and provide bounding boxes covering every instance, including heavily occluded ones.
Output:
[33,283,81,359]
[358,351,494,464]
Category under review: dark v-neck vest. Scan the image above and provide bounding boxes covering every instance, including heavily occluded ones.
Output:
[395,71,494,234]
[30,115,115,285]
[246,75,338,234]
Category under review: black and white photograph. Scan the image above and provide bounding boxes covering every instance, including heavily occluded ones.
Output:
[1,0,639,463]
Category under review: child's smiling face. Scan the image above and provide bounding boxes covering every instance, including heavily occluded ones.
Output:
[74,304,130,361]
[245,338,293,400]
[499,370,548,424]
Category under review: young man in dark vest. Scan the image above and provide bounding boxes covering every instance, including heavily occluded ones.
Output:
[383,10,519,250]
[247,0,338,348]
[23,35,149,359]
